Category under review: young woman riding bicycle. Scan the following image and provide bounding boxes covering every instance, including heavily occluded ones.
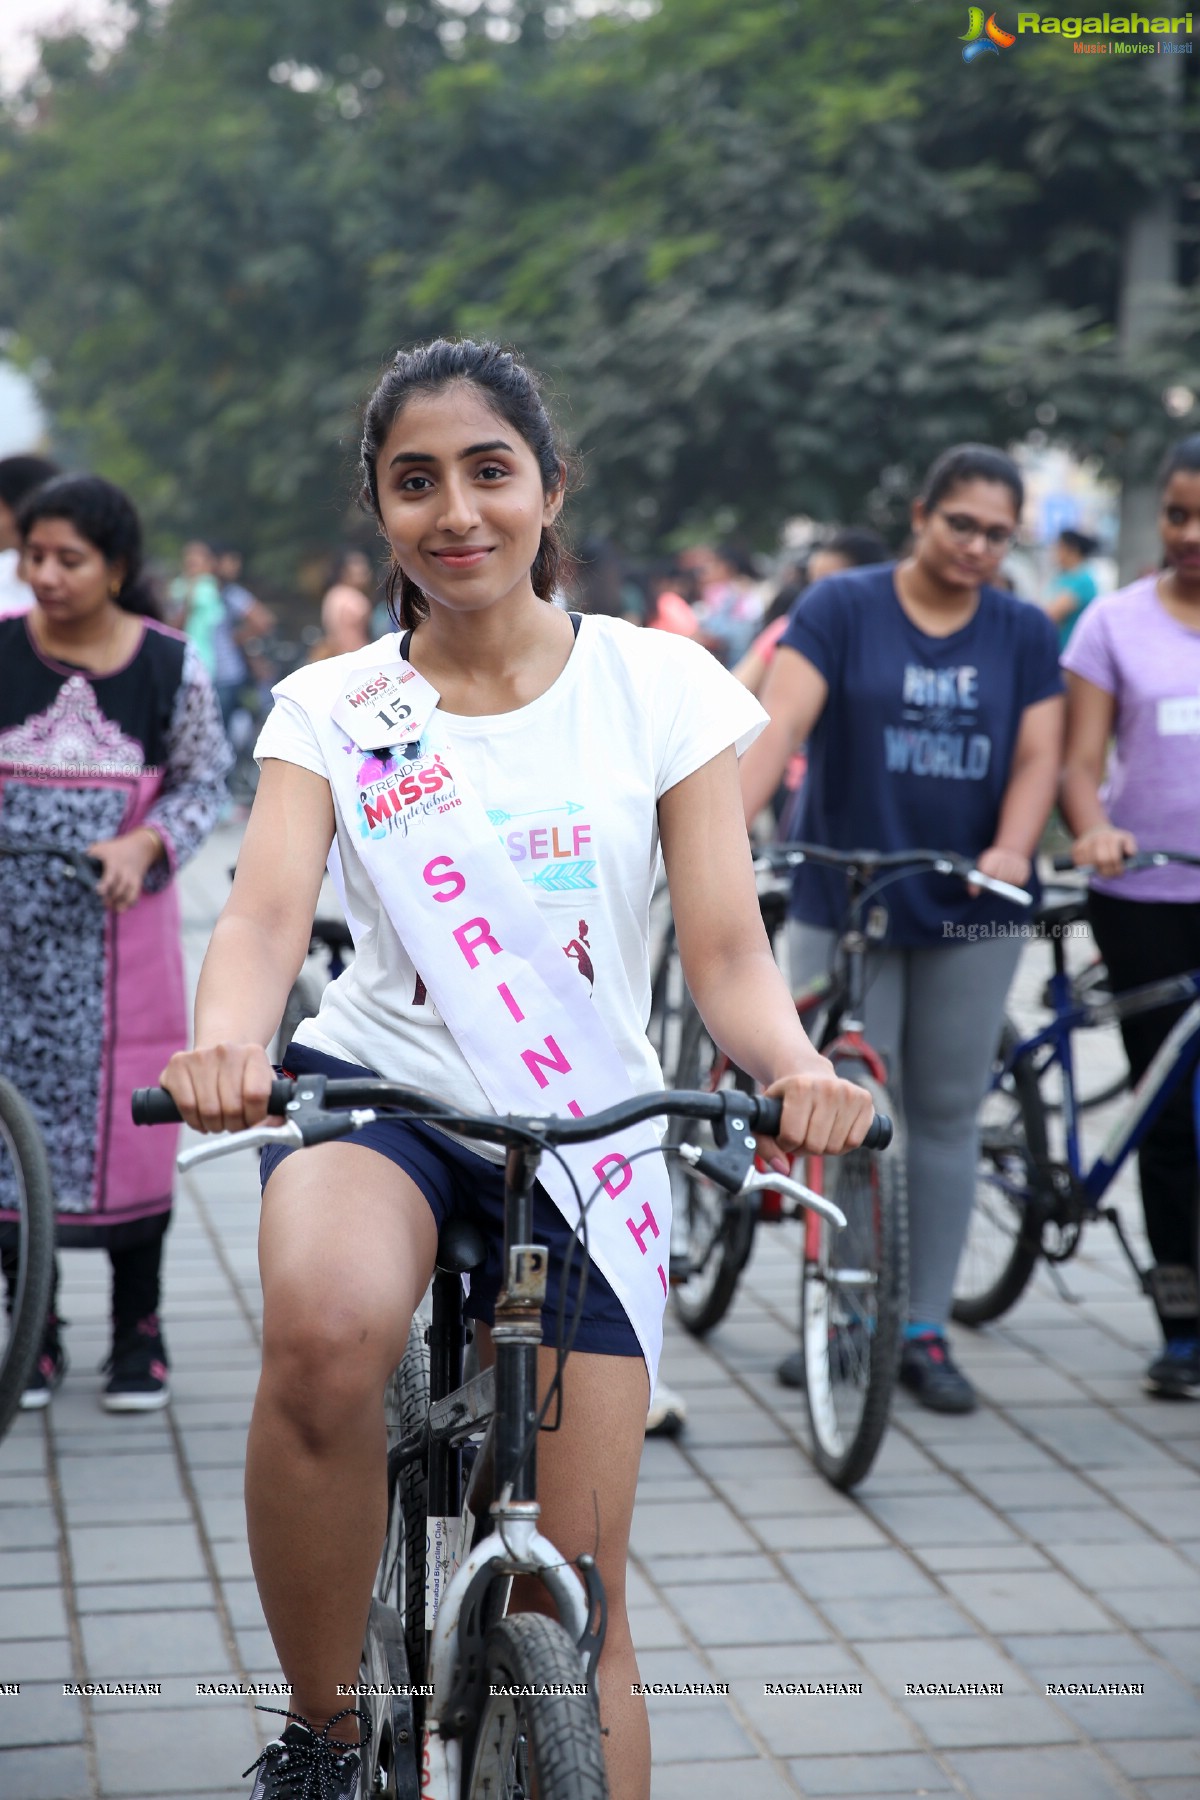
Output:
[162,338,876,1800]
[741,444,1065,1415]
[1061,432,1200,1397]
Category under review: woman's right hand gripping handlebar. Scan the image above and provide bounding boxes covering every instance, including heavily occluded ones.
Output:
[159,1041,282,1135]
[756,1058,880,1175]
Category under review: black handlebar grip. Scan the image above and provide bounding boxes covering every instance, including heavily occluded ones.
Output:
[864,1113,893,1151]
[131,1078,296,1125]
[751,1094,784,1136]
[1052,853,1075,872]
[131,1088,183,1124]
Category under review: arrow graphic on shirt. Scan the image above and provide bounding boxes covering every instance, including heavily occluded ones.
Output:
[530,860,598,892]
[487,802,586,827]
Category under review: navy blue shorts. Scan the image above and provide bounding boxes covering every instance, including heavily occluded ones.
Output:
[259,1043,642,1358]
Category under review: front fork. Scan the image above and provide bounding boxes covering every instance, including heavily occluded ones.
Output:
[421,1143,607,1794]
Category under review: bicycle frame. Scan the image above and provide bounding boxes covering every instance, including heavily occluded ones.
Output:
[393,1134,598,1800]
[998,962,1200,1215]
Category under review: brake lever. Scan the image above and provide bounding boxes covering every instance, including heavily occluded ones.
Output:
[966,869,1033,907]
[177,1119,305,1170]
[934,856,1032,907]
[741,1169,847,1231]
[175,1107,376,1171]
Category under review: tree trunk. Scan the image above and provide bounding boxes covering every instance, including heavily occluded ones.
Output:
[1116,58,1184,583]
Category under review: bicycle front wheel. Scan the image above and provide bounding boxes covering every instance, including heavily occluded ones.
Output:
[0,1077,56,1440]
[464,1613,609,1800]
[952,1024,1048,1327]
[800,1067,907,1491]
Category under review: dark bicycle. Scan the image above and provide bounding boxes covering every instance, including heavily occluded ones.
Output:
[666,841,1031,1488]
[954,849,1200,1330]
[0,842,101,1433]
[133,1073,887,1798]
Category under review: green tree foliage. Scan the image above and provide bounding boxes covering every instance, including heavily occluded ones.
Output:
[1,0,1198,578]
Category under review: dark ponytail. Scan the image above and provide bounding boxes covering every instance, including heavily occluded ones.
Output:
[16,474,162,619]
[359,337,572,630]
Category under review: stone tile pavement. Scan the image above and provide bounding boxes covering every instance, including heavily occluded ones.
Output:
[1,823,1198,1797]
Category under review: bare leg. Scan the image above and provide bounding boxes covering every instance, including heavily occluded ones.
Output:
[476,1328,651,1800]
[246,1144,437,1742]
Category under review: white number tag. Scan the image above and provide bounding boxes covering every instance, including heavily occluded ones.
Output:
[1157,696,1200,737]
[332,661,440,750]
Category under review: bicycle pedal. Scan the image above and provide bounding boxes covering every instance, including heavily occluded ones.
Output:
[1145,1263,1200,1321]
[667,1254,692,1285]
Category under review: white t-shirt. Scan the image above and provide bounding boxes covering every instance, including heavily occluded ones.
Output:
[255,615,766,1144]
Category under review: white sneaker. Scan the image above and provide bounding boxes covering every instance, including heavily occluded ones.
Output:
[645,1378,688,1438]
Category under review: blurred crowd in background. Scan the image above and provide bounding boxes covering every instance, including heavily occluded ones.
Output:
[0,440,1122,804]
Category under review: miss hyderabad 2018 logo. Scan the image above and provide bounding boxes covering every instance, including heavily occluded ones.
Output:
[961,8,1016,57]
[963,8,1195,58]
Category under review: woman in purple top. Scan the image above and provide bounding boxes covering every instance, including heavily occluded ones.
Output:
[1061,434,1200,1397]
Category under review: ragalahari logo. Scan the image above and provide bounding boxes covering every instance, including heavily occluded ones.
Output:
[961,7,1017,56]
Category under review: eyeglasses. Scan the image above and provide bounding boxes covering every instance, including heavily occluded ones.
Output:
[937,511,1015,552]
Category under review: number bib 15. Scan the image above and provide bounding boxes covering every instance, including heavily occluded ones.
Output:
[331,660,441,751]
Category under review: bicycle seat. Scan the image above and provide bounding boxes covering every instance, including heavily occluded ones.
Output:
[1033,887,1090,930]
[437,1215,489,1275]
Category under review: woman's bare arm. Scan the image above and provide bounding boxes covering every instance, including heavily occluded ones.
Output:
[738,646,828,825]
[162,758,335,1130]
[659,747,873,1161]
[1060,671,1135,875]
[974,693,1064,890]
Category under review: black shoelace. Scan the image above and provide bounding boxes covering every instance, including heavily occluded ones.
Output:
[242,1706,371,1798]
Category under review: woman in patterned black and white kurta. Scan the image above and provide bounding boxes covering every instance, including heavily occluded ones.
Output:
[0,474,228,1410]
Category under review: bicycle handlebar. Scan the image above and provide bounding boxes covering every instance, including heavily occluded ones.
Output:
[754,842,1032,908]
[1052,848,1200,875]
[132,1078,892,1155]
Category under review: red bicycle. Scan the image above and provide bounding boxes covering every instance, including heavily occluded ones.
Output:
[667,841,1030,1489]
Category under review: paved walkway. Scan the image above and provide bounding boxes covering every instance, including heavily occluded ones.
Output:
[2,824,1199,1798]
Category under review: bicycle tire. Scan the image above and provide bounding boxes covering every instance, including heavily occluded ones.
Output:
[463,1612,609,1800]
[951,1022,1048,1327]
[0,1077,56,1440]
[361,1319,430,1800]
[800,1063,906,1491]
[380,1318,430,1685]
[646,919,682,1072]
[668,996,757,1337]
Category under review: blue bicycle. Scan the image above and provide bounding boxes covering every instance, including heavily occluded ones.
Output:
[953,850,1200,1330]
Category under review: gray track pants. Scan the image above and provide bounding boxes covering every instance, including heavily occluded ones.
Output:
[787,922,1022,1328]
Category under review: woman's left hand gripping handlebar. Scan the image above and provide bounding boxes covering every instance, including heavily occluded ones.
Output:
[757,1060,877,1173]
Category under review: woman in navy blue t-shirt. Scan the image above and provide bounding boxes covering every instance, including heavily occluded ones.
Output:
[741,446,1064,1413]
